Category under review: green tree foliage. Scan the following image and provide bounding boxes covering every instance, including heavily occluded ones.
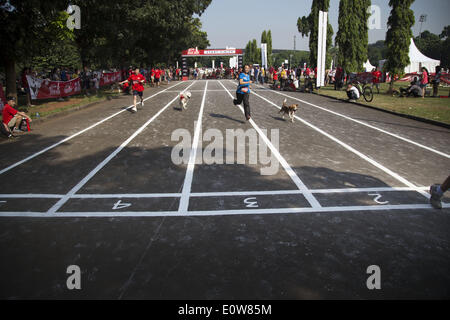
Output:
[335,0,371,74]
[0,0,72,97]
[69,0,211,68]
[368,40,387,67]
[272,50,309,67]
[415,29,449,68]
[267,30,273,66]
[297,0,333,68]
[244,39,261,65]
[384,0,415,90]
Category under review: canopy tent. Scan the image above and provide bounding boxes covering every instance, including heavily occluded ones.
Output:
[379,38,440,73]
[363,60,376,72]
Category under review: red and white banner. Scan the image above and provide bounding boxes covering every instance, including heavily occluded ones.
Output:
[399,72,450,85]
[99,71,121,86]
[182,48,243,57]
[26,71,122,100]
[26,75,81,100]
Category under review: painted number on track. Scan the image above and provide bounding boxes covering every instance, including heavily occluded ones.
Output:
[244,197,259,208]
[112,200,132,210]
[368,193,389,205]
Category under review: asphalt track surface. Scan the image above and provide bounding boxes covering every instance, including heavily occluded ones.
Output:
[0,80,449,299]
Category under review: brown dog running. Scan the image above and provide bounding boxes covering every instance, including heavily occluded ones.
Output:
[279,98,299,122]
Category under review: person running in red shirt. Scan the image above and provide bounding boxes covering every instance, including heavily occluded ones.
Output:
[371,67,382,94]
[120,68,146,113]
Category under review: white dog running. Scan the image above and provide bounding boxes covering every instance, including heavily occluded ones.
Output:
[179,91,192,110]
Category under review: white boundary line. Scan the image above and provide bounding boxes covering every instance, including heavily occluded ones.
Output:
[1,203,448,217]
[46,82,197,214]
[0,186,433,199]
[0,81,186,175]
[218,81,322,208]
[244,86,432,200]
[178,81,209,212]
[251,82,450,159]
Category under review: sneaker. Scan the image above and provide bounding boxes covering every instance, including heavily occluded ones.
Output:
[132,106,137,113]
[13,128,24,133]
[430,184,443,209]
[141,100,144,107]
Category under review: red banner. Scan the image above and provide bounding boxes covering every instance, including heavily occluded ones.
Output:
[399,72,450,85]
[182,48,243,57]
[98,71,122,87]
[26,75,81,100]
[25,71,122,100]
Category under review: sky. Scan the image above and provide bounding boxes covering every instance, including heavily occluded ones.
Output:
[198,0,450,50]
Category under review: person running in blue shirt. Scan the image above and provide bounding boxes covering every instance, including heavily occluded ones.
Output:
[233,64,252,121]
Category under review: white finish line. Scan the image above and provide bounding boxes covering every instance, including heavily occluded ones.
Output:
[0,203,448,218]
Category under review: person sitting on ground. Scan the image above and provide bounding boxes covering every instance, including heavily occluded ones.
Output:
[1,96,32,138]
[346,83,360,102]
[399,77,422,97]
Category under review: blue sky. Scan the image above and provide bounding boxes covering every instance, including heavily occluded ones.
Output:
[198,0,450,50]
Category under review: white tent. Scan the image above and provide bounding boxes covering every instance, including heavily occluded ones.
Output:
[363,60,376,72]
[379,38,440,73]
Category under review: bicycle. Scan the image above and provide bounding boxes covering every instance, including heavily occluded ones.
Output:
[352,80,374,102]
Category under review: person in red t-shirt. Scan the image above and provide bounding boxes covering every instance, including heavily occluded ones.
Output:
[154,68,161,87]
[371,67,382,94]
[2,96,32,137]
[119,68,146,113]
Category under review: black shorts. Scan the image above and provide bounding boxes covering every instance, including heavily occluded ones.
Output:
[155,77,160,83]
[133,90,143,97]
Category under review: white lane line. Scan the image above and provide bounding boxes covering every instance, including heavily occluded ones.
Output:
[165,89,226,93]
[71,193,179,198]
[249,89,432,200]
[178,81,209,212]
[0,194,64,198]
[218,81,322,208]
[0,186,433,199]
[46,82,197,214]
[1,203,448,217]
[249,82,450,159]
[0,81,186,175]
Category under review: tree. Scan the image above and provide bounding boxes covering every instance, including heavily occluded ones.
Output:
[0,0,72,99]
[261,30,267,45]
[440,26,450,68]
[335,0,371,74]
[384,0,415,91]
[297,0,334,68]
[267,30,273,66]
[368,40,387,67]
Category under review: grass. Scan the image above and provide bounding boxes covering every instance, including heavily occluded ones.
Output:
[315,82,450,125]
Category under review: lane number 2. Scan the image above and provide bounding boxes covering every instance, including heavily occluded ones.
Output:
[244,197,259,208]
[368,193,389,205]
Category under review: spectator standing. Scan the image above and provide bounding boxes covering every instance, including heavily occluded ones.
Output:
[420,67,429,98]
[432,66,442,97]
